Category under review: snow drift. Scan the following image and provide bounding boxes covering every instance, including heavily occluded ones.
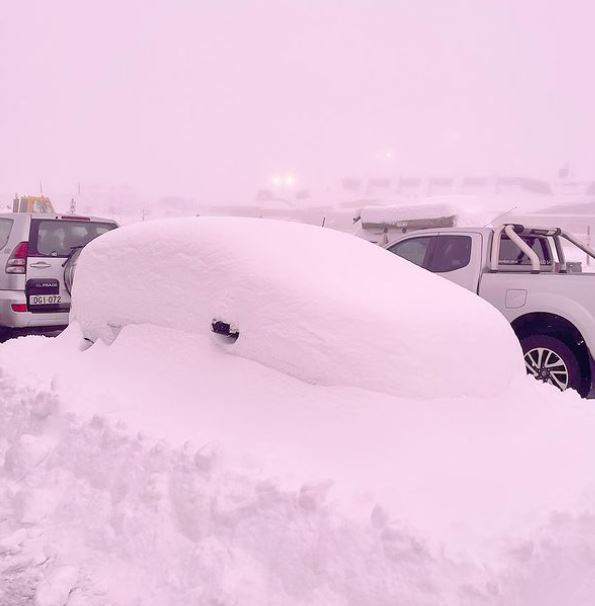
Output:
[2,328,595,605]
[71,217,522,398]
[0,373,474,605]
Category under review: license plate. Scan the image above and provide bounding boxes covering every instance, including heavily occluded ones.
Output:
[29,294,62,306]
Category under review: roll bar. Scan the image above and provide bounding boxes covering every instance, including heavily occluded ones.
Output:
[488,223,595,274]
[560,230,595,261]
[489,223,541,273]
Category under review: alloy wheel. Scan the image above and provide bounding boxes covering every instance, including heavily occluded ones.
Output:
[524,347,569,390]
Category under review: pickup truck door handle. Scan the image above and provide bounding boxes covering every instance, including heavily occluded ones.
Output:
[29,261,52,269]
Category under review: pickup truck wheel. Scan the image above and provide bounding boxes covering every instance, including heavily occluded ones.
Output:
[521,335,581,392]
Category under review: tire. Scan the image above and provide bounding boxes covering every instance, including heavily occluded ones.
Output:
[520,334,582,393]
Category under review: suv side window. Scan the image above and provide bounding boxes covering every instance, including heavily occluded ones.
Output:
[0,219,13,248]
[499,235,552,266]
[428,235,472,272]
[387,236,432,268]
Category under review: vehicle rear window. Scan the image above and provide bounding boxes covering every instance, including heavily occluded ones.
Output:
[0,219,13,249]
[499,235,552,266]
[29,220,117,257]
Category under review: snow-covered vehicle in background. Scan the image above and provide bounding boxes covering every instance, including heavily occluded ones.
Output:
[386,223,595,396]
[353,203,457,245]
[351,198,509,246]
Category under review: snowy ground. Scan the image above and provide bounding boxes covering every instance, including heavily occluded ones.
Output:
[2,327,595,605]
[1,217,595,605]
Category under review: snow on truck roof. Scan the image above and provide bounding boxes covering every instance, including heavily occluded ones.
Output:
[71,216,523,399]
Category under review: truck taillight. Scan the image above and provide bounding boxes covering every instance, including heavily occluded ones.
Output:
[5,242,28,274]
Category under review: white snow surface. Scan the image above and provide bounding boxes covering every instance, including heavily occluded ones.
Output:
[71,216,522,399]
[1,217,595,604]
[1,326,595,605]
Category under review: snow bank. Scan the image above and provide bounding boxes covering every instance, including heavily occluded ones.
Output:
[2,329,595,605]
[71,217,522,398]
[0,372,481,606]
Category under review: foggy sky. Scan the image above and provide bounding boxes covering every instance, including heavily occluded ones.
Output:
[1,0,594,204]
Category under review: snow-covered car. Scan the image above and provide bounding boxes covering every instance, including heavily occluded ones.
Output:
[70,216,523,399]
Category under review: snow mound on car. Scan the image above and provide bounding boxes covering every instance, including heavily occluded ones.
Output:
[70,217,523,398]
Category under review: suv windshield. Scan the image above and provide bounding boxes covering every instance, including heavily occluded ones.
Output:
[29,220,116,257]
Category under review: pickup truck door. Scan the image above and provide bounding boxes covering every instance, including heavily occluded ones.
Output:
[386,232,483,293]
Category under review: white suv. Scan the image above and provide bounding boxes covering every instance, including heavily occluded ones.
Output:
[0,212,117,338]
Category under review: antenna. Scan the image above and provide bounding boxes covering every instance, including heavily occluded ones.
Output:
[484,206,517,228]
[39,180,43,194]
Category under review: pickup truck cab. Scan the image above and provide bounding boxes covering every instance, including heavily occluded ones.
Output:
[386,223,595,396]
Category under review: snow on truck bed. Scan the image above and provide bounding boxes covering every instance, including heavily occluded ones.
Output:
[1,217,595,605]
[71,216,522,399]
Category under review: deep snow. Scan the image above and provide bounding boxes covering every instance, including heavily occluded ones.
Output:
[2,326,595,605]
[1,217,595,605]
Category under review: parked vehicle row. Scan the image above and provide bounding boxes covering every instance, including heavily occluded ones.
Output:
[3,209,595,398]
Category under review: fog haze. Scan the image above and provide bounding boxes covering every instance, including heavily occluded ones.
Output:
[1,0,594,204]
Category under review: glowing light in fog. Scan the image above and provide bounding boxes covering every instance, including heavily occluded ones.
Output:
[270,174,296,188]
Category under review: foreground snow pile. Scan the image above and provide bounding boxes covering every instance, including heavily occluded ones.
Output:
[2,332,595,605]
[71,217,522,399]
[0,372,481,605]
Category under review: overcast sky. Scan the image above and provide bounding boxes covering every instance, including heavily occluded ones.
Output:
[1,0,594,203]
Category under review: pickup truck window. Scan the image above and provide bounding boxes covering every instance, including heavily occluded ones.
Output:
[428,235,472,272]
[499,235,552,266]
[387,236,432,268]
[388,235,472,273]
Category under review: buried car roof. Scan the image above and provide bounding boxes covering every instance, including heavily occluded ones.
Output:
[70,216,523,399]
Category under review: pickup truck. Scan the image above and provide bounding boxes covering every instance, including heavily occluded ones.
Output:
[385,223,595,396]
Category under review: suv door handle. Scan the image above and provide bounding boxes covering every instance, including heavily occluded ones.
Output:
[30,261,52,269]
